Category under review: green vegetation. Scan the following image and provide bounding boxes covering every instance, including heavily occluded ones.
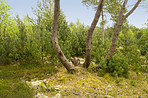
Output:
[0,80,33,98]
[36,67,148,97]
[0,63,58,81]
[0,0,148,97]
[0,63,58,98]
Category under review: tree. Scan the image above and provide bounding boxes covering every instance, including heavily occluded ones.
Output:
[104,0,142,61]
[101,9,105,44]
[82,0,122,44]
[52,0,75,73]
[83,0,104,68]
[0,0,19,64]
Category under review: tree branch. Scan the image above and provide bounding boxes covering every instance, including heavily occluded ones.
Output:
[123,0,142,20]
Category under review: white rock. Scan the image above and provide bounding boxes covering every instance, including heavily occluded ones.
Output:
[105,95,114,98]
[80,61,84,64]
[35,93,48,98]
[31,80,42,87]
[106,85,112,91]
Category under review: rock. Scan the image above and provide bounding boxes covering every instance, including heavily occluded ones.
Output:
[106,85,112,91]
[31,80,42,87]
[35,93,48,98]
[105,85,112,95]
[80,61,84,65]
[26,80,42,89]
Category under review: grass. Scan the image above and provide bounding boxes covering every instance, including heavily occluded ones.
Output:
[0,63,58,98]
[0,63,58,81]
[0,62,148,98]
[36,66,148,98]
[0,80,33,98]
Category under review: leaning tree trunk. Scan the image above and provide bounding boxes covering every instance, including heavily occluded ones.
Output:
[96,0,142,68]
[83,0,104,68]
[104,0,141,60]
[102,9,104,44]
[52,0,75,73]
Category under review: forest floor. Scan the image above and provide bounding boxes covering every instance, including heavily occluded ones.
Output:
[0,60,148,98]
[27,61,148,98]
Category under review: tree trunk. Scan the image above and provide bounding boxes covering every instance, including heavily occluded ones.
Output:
[52,0,75,73]
[102,9,104,44]
[83,0,104,68]
[105,0,141,60]
[97,0,141,68]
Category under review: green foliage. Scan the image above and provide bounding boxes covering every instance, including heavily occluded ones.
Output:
[0,0,19,64]
[67,21,87,57]
[140,43,148,56]
[40,81,56,92]
[92,27,111,64]
[118,27,144,72]
[138,29,148,55]
[0,0,147,78]
[130,80,136,86]
[115,77,123,84]
[98,50,129,78]
[108,50,129,77]
[97,57,107,77]
[82,0,123,22]
[140,65,148,73]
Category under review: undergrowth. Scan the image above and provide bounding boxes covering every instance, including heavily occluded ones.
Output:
[0,63,58,98]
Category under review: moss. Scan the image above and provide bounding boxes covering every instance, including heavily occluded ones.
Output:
[0,64,58,81]
[0,64,58,98]
[143,88,148,94]
[14,65,147,97]
[103,73,111,80]
[0,80,33,98]
[65,91,71,96]
[57,74,73,82]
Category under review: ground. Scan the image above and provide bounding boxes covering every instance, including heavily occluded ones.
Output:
[27,65,148,98]
[0,60,148,98]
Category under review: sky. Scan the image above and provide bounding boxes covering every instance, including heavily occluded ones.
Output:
[5,0,148,28]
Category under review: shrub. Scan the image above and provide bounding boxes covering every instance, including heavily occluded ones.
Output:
[98,50,129,78]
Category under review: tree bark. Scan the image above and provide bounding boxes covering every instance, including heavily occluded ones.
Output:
[123,0,141,20]
[83,0,104,68]
[104,0,141,60]
[52,0,75,73]
[102,9,104,44]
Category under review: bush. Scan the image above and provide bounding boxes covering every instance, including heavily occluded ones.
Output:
[140,44,148,56]
[98,50,129,78]
[123,45,143,72]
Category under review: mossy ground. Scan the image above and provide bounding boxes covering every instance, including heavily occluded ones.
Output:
[37,65,148,98]
[0,63,58,98]
[0,63,148,98]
